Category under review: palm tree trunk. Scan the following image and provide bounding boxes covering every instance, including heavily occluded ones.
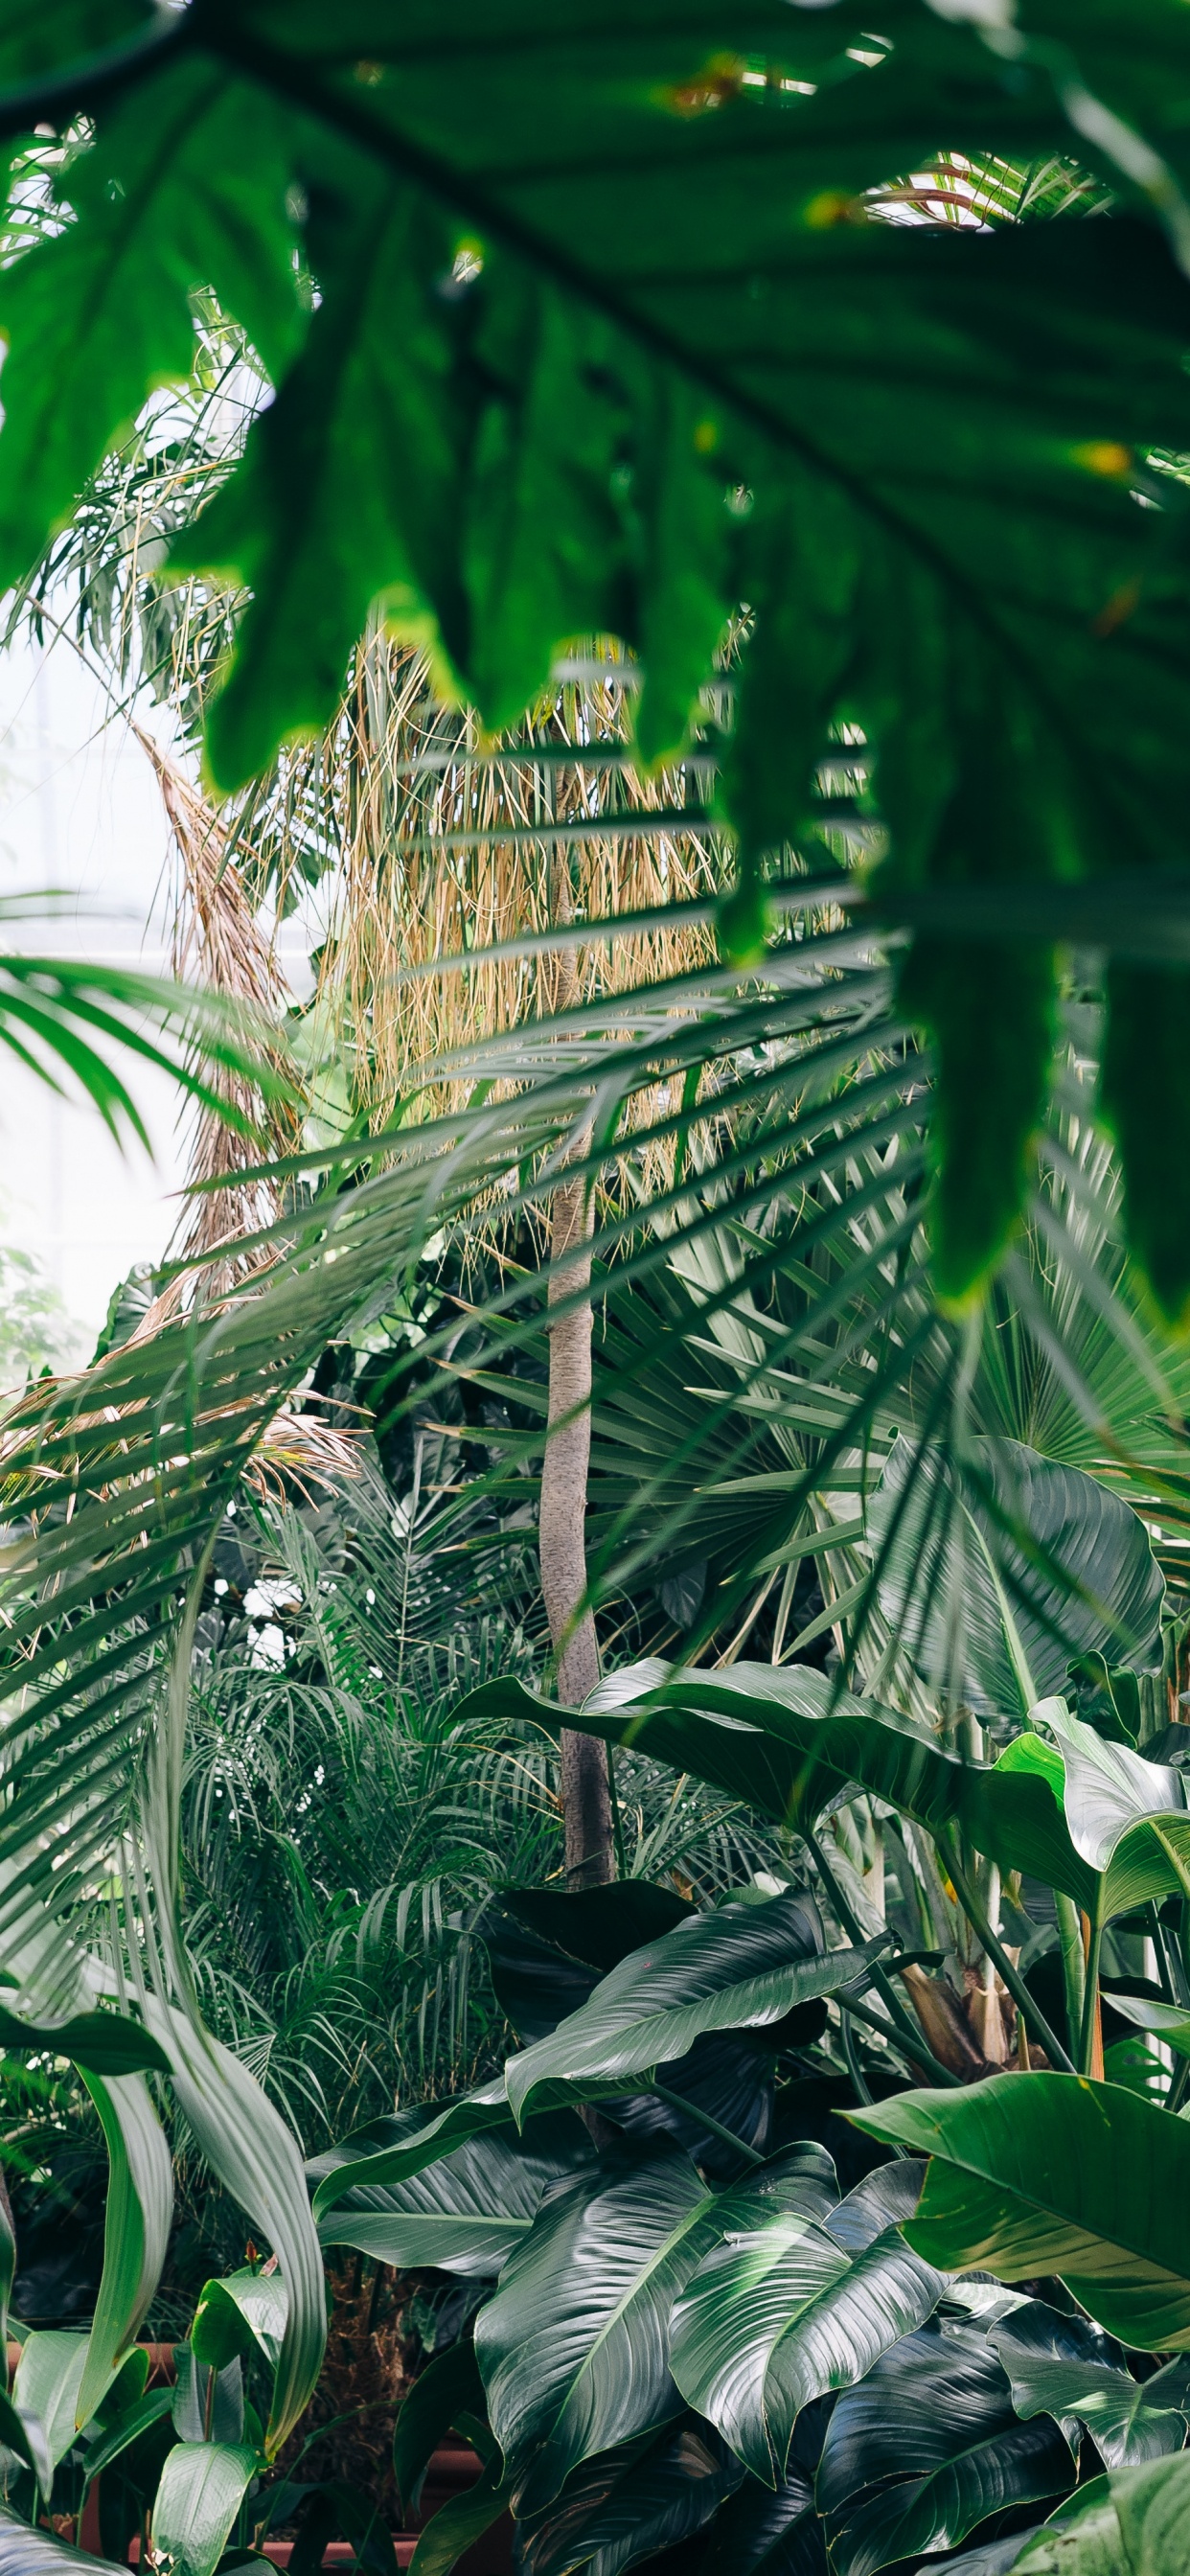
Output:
[540,872,612,1890]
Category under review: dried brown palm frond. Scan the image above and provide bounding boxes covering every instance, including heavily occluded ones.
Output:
[214,628,731,1173]
[319,632,727,1123]
[134,724,301,1301]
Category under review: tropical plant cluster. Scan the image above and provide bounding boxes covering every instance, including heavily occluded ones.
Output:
[7,12,1190,2576]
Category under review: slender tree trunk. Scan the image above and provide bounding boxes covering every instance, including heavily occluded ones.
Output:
[539,866,612,1890]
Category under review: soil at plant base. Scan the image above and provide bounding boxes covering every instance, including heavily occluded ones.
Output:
[276,2256,414,2518]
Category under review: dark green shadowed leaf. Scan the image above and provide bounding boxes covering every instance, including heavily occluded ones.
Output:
[174,170,468,789]
[699,2466,827,2576]
[393,2342,487,2519]
[0,2003,169,2075]
[516,2419,745,2576]
[852,2074,1190,2352]
[1102,961,1190,1327]
[502,1890,873,2124]
[406,2456,511,2576]
[816,2324,1074,2576]
[0,58,303,595]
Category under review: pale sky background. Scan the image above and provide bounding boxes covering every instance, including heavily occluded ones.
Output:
[0,633,314,1351]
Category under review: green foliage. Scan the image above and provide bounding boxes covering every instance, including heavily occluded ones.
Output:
[854,2074,1190,2350]
[12,10,1190,1289]
[669,2160,947,2484]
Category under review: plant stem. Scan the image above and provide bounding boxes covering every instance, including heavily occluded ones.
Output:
[803,1827,956,2084]
[651,2082,766,2168]
[838,2009,874,2108]
[839,1989,958,2088]
[936,1832,1075,2074]
[1078,1914,1104,2079]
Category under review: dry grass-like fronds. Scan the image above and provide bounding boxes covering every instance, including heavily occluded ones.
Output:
[135,725,301,1299]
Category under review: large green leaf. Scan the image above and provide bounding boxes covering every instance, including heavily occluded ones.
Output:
[853,2074,1190,2352]
[1011,2454,1190,2574]
[997,1704,1190,1922]
[0,58,302,589]
[310,2081,514,2213]
[516,2420,745,2576]
[392,2342,488,2519]
[816,2323,1074,2576]
[150,2440,261,2576]
[0,2516,126,2576]
[406,2457,511,2576]
[12,2335,89,2473]
[192,2266,288,2375]
[464,1668,1098,1912]
[0,2003,168,2076]
[152,2008,325,2459]
[670,2158,948,2483]
[869,1438,1164,1719]
[473,2145,717,2513]
[318,2119,594,2276]
[699,2469,827,2576]
[989,2302,1190,2471]
[504,1890,874,2124]
[10,12,1190,1287]
[75,2071,173,2428]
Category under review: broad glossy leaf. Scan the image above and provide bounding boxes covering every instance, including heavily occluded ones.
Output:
[516,2419,744,2576]
[13,2334,88,2471]
[393,2342,487,2518]
[76,2069,173,2426]
[172,2351,244,2450]
[0,2004,169,2076]
[192,2267,287,2374]
[1106,1990,1190,2058]
[1013,2453,1190,2574]
[406,2457,510,2576]
[474,2145,719,2513]
[0,2513,126,2576]
[151,2440,261,2576]
[467,1668,1099,1913]
[699,2468,827,2576]
[505,1891,874,2125]
[817,2324,1074,2576]
[0,58,303,594]
[1027,1702,1190,1920]
[869,1438,1163,1719]
[853,2074,1190,2351]
[319,2118,594,2277]
[78,2386,175,2484]
[0,2389,53,2503]
[990,2302,1189,2470]
[157,2010,324,2457]
[482,1887,806,2174]
[310,2081,512,2215]
[671,2159,948,2483]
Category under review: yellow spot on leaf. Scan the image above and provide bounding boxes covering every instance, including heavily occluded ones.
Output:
[1072,441,1133,479]
[661,54,745,116]
[694,419,719,455]
[1092,576,1142,639]
[805,190,859,229]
